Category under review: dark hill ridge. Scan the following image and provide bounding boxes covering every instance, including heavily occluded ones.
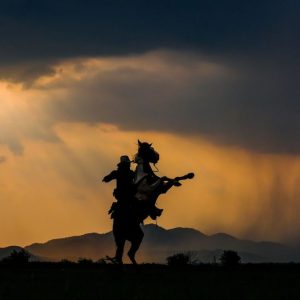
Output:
[0,246,24,260]
[0,246,40,261]
[26,232,114,262]
[21,225,300,263]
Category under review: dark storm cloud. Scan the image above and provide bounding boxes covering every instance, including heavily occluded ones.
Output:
[0,0,298,67]
[46,51,300,153]
[0,61,56,87]
[0,0,299,153]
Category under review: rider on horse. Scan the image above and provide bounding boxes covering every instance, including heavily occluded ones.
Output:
[102,155,135,219]
[102,142,194,264]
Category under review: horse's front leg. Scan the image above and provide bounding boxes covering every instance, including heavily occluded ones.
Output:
[160,177,180,194]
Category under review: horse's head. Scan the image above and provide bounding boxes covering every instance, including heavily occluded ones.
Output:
[137,140,160,164]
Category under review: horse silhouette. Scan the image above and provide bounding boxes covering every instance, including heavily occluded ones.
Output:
[103,140,194,264]
[134,140,194,222]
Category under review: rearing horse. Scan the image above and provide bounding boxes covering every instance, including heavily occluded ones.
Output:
[134,140,194,222]
[111,140,194,265]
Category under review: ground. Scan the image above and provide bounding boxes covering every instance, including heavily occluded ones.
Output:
[0,263,299,300]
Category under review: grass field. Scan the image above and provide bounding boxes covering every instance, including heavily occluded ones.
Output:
[0,263,299,300]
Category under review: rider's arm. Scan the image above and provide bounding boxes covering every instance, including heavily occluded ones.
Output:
[102,170,117,182]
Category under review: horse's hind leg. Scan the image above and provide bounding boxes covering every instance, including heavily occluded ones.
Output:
[128,226,144,265]
[113,220,125,264]
[115,237,125,264]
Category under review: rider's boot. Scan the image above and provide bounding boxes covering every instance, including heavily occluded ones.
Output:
[149,206,164,220]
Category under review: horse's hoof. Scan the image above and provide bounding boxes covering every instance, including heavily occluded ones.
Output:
[105,256,123,265]
[127,252,138,265]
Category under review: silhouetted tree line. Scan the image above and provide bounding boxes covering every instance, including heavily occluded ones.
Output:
[1,249,31,264]
[220,250,241,266]
[0,249,241,266]
[166,250,241,266]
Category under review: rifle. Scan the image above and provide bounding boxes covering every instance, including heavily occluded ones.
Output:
[161,172,195,186]
[135,172,195,202]
[136,172,195,221]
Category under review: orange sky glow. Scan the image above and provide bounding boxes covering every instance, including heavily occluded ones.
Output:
[0,55,300,247]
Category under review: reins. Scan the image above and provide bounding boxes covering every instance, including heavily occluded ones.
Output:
[152,163,159,173]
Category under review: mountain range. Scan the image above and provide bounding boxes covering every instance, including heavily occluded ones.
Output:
[1,225,299,263]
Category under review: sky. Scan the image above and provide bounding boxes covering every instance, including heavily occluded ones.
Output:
[0,0,299,247]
